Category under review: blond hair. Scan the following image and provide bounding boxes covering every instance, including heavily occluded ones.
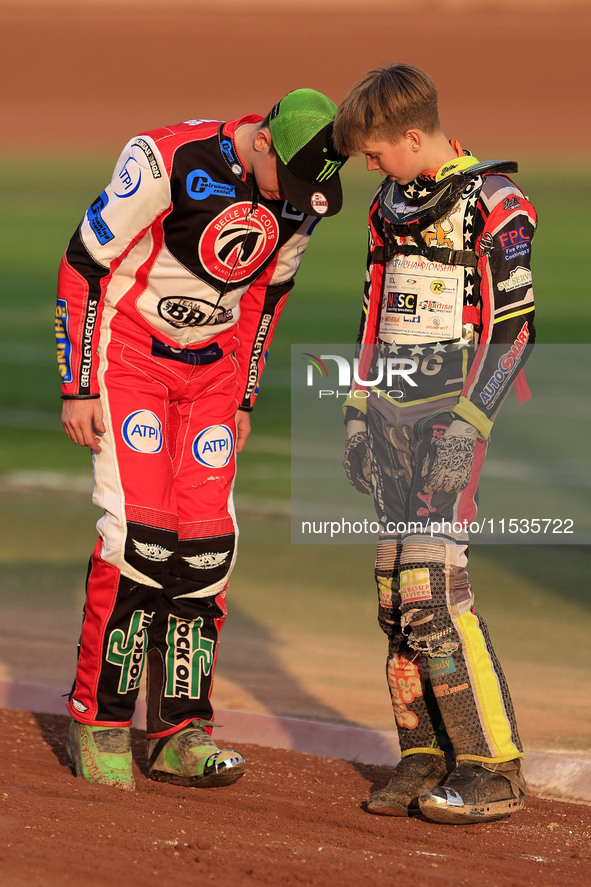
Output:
[333,64,441,155]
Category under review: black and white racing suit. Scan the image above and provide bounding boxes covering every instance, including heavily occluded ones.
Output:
[346,149,536,763]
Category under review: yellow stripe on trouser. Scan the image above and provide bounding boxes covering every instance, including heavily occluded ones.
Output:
[454,609,523,762]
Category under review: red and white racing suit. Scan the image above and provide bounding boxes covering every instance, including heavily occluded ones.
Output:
[56,116,319,737]
[347,146,536,764]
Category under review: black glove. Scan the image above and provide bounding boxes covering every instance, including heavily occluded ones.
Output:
[343,414,372,495]
[421,419,478,494]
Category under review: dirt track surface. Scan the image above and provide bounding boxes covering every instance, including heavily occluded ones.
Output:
[1,4,590,885]
[1,709,590,887]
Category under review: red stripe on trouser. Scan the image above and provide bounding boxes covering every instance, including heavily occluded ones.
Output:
[457,436,488,525]
[67,540,124,725]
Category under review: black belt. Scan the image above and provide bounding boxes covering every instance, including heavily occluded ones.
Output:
[151,338,223,365]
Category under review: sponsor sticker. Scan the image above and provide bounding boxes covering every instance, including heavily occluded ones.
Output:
[400,568,432,603]
[316,159,342,182]
[244,313,271,400]
[114,157,142,198]
[192,424,234,467]
[87,191,114,245]
[157,296,232,328]
[79,295,99,392]
[377,577,395,608]
[219,138,244,178]
[502,195,521,211]
[498,225,531,261]
[133,540,174,562]
[479,321,530,406]
[183,551,230,570]
[427,656,456,679]
[310,191,328,215]
[71,698,89,714]
[55,299,73,383]
[165,615,215,699]
[198,202,278,282]
[433,682,469,698]
[497,266,533,292]
[418,298,454,313]
[122,410,163,453]
[478,232,494,255]
[380,268,461,342]
[387,654,429,730]
[133,138,162,178]
[106,609,154,694]
[186,169,236,200]
[386,291,417,315]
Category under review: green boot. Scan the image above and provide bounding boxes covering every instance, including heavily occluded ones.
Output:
[147,719,245,787]
[67,720,135,791]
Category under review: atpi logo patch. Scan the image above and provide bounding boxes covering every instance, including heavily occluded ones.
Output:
[192,424,233,467]
[114,156,142,198]
[122,410,163,453]
[198,202,278,282]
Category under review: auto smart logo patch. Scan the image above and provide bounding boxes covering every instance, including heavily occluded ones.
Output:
[198,202,278,282]
[122,409,163,453]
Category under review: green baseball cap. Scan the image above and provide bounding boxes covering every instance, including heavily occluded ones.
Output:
[268,89,346,217]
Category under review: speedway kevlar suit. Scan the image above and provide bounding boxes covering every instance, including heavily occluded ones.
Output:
[56,116,320,736]
[345,146,536,763]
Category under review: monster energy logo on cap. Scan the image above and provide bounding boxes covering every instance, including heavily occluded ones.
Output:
[317,159,342,182]
[268,88,346,217]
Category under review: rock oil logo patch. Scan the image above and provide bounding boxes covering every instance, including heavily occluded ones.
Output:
[106,609,154,694]
[164,616,215,699]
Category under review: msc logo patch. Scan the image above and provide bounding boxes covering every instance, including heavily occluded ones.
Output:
[386,291,417,314]
[122,409,163,453]
[192,424,234,467]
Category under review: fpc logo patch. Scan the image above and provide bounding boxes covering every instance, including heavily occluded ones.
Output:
[192,424,234,467]
[122,410,163,453]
